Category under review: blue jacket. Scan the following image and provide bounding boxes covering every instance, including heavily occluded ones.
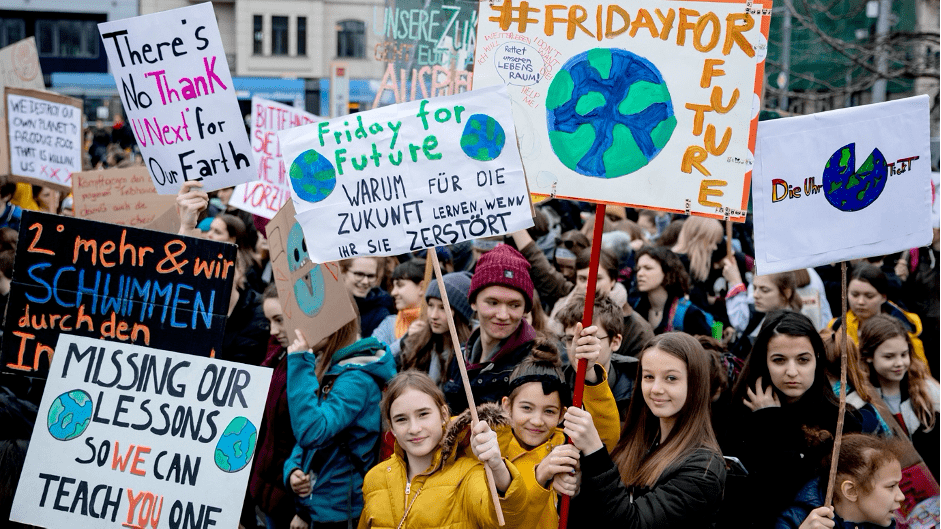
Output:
[284,337,396,523]
[776,477,896,529]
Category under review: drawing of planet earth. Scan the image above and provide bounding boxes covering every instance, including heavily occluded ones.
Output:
[47,390,93,441]
[214,416,257,473]
[461,114,506,161]
[822,143,888,212]
[290,149,337,203]
[546,48,676,178]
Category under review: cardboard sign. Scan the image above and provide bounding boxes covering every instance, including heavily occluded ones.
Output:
[72,167,180,231]
[5,88,82,192]
[267,199,357,346]
[371,0,477,107]
[472,0,772,220]
[98,3,255,194]
[0,37,45,176]
[10,334,271,529]
[753,96,933,275]
[228,97,320,219]
[279,84,533,262]
[2,211,236,378]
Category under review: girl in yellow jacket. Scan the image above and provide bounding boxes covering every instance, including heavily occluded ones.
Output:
[358,371,529,529]
[495,323,621,528]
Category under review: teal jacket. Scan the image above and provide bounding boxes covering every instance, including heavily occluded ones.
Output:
[284,337,396,523]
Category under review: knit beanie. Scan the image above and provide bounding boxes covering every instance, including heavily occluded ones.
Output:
[426,272,474,323]
[469,244,534,311]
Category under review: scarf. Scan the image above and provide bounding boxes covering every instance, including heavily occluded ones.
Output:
[394,306,421,339]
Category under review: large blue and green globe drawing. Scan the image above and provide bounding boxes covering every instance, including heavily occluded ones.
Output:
[822,143,889,212]
[546,48,676,178]
[290,149,337,203]
[461,114,506,161]
[214,416,257,473]
[47,390,93,441]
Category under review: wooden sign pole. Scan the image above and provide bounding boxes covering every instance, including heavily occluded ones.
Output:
[429,250,505,526]
[559,203,607,529]
[726,220,734,261]
[825,261,849,507]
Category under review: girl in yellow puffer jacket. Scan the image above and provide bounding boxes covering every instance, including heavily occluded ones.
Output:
[358,372,529,529]
[496,324,620,529]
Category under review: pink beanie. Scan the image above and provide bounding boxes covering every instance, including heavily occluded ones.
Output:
[469,244,534,311]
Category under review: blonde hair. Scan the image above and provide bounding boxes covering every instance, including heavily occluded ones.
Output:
[671,217,723,282]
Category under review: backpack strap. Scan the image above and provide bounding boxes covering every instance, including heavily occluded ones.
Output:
[668,298,689,332]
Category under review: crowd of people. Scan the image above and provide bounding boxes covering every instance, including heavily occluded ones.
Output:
[0,161,938,528]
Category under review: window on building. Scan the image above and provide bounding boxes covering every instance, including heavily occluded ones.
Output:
[297,17,307,56]
[253,15,263,55]
[271,16,288,56]
[35,20,98,58]
[1,19,25,48]
[336,20,365,59]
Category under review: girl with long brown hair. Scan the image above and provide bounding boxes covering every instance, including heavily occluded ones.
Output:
[550,333,727,527]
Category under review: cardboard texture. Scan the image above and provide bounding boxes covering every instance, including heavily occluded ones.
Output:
[267,199,356,346]
[11,334,272,529]
[72,167,179,230]
[5,87,82,193]
[473,0,773,220]
[0,37,45,176]
[2,211,236,379]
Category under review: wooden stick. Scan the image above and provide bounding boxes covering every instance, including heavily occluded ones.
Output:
[559,203,606,529]
[825,262,849,507]
[420,254,434,318]
[429,250,505,526]
[726,220,734,261]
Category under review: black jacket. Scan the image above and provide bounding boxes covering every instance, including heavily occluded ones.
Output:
[571,447,727,528]
[219,287,270,365]
[355,287,395,338]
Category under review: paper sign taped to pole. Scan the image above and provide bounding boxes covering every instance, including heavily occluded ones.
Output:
[5,88,82,192]
[473,0,772,220]
[753,95,933,275]
[98,3,255,194]
[11,334,271,529]
[228,97,320,219]
[279,84,534,263]
[267,199,357,346]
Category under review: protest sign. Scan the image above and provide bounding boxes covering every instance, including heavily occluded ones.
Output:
[279,84,533,263]
[98,3,255,194]
[2,210,236,378]
[472,0,772,220]
[752,95,933,275]
[10,334,271,529]
[72,167,180,230]
[0,37,45,176]
[228,97,319,219]
[371,0,477,107]
[267,199,357,345]
[5,87,82,192]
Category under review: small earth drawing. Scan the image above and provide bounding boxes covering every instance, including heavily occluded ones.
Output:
[460,114,506,161]
[822,143,888,212]
[546,48,676,178]
[290,149,337,203]
[214,416,258,473]
[47,389,93,441]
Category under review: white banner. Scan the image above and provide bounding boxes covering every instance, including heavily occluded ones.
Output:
[228,97,320,219]
[279,85,534,262]
[98,3,255,194]
[7,91,81,188]
[753,95,933,274]
[11,334,272,529]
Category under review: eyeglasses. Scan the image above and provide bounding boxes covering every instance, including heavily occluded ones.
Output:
[564,334,609,343]
[350,271,377,282]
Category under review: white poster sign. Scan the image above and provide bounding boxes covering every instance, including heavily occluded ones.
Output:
[6,89,82,190]
[98,3,255,194]
[228,97,319,219]
[279,85,533,263]
[11,334,272,529]
[753,95,933,274]
[472,0,772,219]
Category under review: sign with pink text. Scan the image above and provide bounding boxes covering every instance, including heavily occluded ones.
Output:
[98,3,255,194]
[11,334,271,529]
[473,0,772,220]
[753,96,933,274]
[228,97,320,219]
